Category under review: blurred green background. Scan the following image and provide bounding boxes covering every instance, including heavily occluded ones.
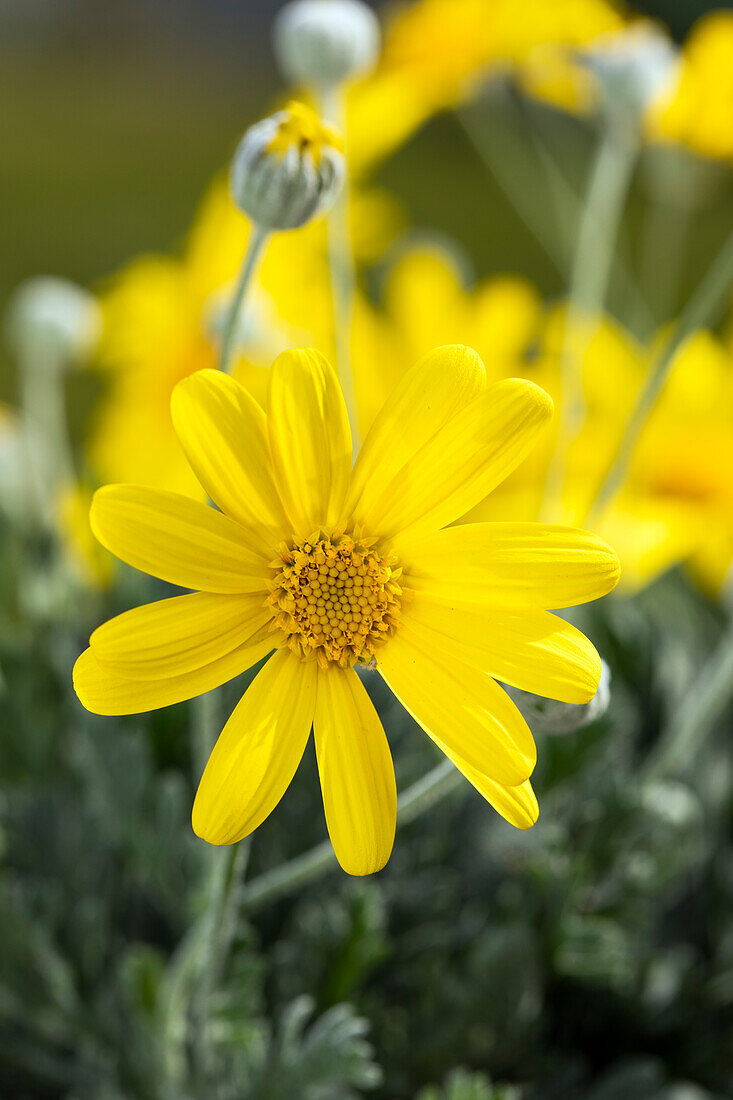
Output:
[2,0,732,334]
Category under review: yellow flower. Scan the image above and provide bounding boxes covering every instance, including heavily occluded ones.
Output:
[353,247,733,594]
[91,177,402,494]
[346,0,626,175]
[649,11,733,161]
[57,483,115,589]
[74,347,619,874]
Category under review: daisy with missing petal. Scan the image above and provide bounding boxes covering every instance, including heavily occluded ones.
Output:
[74,345,619,875]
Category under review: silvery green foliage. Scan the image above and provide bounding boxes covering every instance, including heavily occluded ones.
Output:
[230,113,344,231]
[274,0,380,88]
[5,276,101,363]
[416,1069,521,1099]
[1,522,732,1099]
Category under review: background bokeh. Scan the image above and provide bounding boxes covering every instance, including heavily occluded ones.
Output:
[2,2,733,1099]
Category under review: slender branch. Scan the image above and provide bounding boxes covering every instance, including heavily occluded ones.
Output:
[642,623,733,780]
[587,224,733,523]
[219,225,269,375]
[240,758,462,913]
[542,121,638,517]
[319,84,360,449]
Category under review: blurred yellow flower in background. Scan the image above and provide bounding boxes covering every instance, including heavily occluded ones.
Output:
[351,246,733,594]
[75,346,619,871]
[346,0,627,175]
[649,11,733,161]
[92,179,402,496]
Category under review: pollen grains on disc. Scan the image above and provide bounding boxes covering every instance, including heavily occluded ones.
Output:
[267,528,406,668]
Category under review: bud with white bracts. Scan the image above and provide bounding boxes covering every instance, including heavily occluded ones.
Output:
[5,277,101,365]
[577,24,678,132]
[230,102,344,231]
[509,660,612,735]
[274,0,380,89]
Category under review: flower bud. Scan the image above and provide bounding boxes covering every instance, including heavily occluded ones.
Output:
[509,660,612,735]
[5,277,101,364]
[230,102,345,230]
[274,0,380,88]
[578,24,678,131]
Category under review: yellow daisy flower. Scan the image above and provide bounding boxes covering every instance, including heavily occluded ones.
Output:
[74,346,619,874]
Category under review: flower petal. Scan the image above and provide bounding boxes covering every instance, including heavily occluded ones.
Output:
[405,594,602,704]
[403,523,620,609]
[354,377,552,541]
[171,369,290,547]
[452,759,539,830]
[268,349,352,534]
[73,636,273,716]
[378,625,536,787]
[192,650,317,846]
[90,592,272,680]
[90,485,269,593]
[346,344,486,518]
[314,668,396,875]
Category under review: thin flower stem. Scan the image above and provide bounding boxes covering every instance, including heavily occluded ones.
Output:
[542,122,638,518]
[459,92,653,329]
[174,690,251,1081]
[219,225,269,375]
[19,346,75,524]
[240,758,462,913]
[320,84,360,450]
[587,223,733,524]
[642,622,733,780]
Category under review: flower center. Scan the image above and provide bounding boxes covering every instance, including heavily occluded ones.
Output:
[267,529,405,669]
[266,101,343,167]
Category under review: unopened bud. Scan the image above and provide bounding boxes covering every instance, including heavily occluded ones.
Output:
[510,660,612,735]
[230,102,344,230]
[578,24,678,131]
[274,0,380,89]
[5,277,101,364]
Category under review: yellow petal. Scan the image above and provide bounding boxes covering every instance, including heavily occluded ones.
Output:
[268,349,352,534]
[378,626,536,787]
[346,344,486,519]
[314,667,396,875]
[90,592,272,680]
[405,594,602,704]
[192,650,317,846]
[73,636,273,716]
[90,485,269,593]
[170,369,290,548]
[356,377,552,542]
[454,760,539,830]
[404,523,620,609]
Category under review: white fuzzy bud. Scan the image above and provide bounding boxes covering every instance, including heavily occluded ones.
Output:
[509,660,612,735]
[230,102,344,230]
[274,0,380,88]
[5,276,101,365]
[578,24,678,130]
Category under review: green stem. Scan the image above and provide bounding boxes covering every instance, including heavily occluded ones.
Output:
[160,690,250,1084]
[219,225,269,375]
[241,758,462,913]
[642,623,733,780]
[19,347,75,524]
[542,122,638,517]
[587,224,733,523]
[320,84,360,450]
